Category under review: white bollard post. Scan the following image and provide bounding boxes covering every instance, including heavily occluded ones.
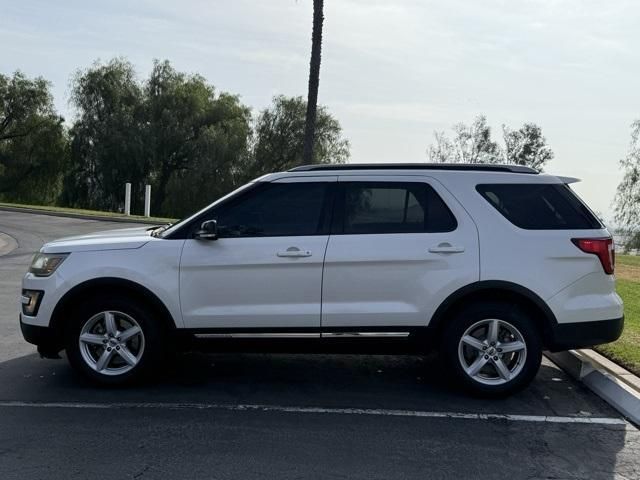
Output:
[144,185,151,217]
[124,183,131,216]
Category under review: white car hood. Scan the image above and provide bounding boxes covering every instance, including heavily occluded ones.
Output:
[41,226,156,253]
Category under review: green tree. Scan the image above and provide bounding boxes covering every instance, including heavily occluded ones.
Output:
[427,115,500,164]
[63,58,253,217]
[452,115,501,163]
[426,131,455,163]
[143,60,252,216]
[63,60,350,217]
[614,120,640,247]
[427,115,553,171]
[248,95,349,179]
[62,58,145,211]
[503,123,554,171]
[0,71,68,204]
[302,0,325,165]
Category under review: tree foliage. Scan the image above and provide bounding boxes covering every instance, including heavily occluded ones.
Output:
[453,115,501,163]
[62,59,252,217]
[61,60,349,217]
[247,95,349,179]
[614,120,640,245]
[503,123,554,171]
[427,115,553,171]
[0,59,349,216]
[62,58,145,212]
[427,116,500,164]
[144,60,253,216]
[0,72,68,203]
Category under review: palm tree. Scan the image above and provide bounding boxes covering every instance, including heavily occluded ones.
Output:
[302,0,324,165]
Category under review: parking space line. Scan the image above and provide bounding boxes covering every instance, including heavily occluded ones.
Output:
[0,400,631,426]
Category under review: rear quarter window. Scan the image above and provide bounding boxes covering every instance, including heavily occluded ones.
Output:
[476,183,602,230]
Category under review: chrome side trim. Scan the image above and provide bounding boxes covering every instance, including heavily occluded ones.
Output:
[321,332,410,338]
[192,332,411,339]
[194,333,321,339]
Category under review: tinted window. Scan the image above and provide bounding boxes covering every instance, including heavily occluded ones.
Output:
[341,182,457,234]
[476,183,602,230]
[214,182,329,237]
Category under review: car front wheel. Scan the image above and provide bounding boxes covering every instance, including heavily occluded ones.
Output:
[65,296,164,385]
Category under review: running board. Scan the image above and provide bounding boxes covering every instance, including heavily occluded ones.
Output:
[193,332,410,340]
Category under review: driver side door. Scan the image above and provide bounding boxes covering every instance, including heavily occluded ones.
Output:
[179,176,336,330]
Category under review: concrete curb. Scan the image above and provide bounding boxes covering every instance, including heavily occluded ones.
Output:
[0,205,166,225]
[545,349,640,426]
[0,232,18,256]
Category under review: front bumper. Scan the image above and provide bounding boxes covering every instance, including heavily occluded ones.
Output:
[547,316,624,352]
[20,314,63,357]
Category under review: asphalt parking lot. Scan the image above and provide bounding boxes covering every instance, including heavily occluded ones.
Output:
[0,210,638,480]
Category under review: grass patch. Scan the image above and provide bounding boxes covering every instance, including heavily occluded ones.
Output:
[616,254,640,283]
[595,278,640,376]
[0,202,176,224]
[618,254,640,268]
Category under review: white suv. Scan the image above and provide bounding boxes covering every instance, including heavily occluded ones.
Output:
[20,164,623,396]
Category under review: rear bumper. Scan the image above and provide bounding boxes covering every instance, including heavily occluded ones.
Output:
[547,316,624,352]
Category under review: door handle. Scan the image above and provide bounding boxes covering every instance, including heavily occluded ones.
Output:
[277,247,312,258]
[429,243,465,254]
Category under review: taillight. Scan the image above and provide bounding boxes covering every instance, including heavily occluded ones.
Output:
[571,238,615,275]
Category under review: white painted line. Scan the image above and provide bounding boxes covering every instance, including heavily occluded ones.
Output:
[0,400,630,426]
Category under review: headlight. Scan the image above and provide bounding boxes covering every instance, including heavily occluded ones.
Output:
[29,253,69,277]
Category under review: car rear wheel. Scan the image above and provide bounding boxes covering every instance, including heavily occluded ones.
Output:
[442,302,542,397]
[65,296,165,385]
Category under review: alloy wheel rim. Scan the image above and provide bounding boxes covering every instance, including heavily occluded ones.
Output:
[78,311,145,376]
[457,318,527,386]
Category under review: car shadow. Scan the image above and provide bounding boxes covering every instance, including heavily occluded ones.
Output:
[0,351,634,480]
[0,350,622,418]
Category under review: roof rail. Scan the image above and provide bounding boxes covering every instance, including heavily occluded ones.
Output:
[288,163,538,174]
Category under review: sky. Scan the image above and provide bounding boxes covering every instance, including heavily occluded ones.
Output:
[1,0,638,223]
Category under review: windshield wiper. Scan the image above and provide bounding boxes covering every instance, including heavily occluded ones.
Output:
[150,223,172,238]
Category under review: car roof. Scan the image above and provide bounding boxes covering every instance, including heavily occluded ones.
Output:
[288,163,538,174]
[255,163,572,185]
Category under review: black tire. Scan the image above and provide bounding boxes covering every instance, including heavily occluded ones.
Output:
[441,301,542,397]
[64,295,166,385]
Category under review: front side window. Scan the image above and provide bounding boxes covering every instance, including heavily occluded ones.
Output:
[214,182,329,237]
[476,183,602,230]
[339,182,457,234]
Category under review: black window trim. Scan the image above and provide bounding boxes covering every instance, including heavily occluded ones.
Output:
[171,181,337,240]
[331,180,458,235]
[165,182,264,240]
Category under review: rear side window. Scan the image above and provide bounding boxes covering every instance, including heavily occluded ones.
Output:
[476,183,602,230]
[340,182,457,234]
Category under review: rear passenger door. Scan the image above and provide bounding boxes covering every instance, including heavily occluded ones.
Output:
[321,176,479,328]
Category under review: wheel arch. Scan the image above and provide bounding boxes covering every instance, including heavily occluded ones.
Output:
[429,281,557,346]
[50,277,177,338]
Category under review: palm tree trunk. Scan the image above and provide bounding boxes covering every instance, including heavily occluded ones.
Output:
[302,0,324,165]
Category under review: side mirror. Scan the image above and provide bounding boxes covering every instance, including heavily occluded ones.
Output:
[194,220,218,240]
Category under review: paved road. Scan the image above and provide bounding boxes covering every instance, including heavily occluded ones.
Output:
[0,211,141,362]
[0,210,638,480]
